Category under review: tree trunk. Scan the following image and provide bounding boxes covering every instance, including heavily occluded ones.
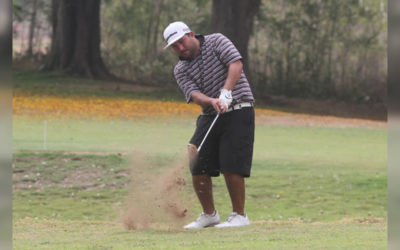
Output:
[144,1,154,59]
[44,0,114,79]
[151,0,164,60]
[27,0,38,57]
[210,0,261,76]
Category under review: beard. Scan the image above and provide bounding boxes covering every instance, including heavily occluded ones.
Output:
[180,49,195,60]
[179,50,191,59]
[179,39,198,60]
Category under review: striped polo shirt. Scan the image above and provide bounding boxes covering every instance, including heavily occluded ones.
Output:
[174,33,254,115]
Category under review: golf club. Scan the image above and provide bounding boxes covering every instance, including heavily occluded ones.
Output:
[198,110,221,152]
[188,110,221,171]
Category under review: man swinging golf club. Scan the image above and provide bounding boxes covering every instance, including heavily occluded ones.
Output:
[163,21,255,228]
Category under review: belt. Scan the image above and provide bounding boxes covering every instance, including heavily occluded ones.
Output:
[226,102,253,113]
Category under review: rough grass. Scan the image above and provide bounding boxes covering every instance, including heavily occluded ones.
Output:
[13,145,387,248]
[13,150,386,222]
[13,218,386,250]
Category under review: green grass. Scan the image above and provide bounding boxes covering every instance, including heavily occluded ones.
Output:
[13,69,184,101]
[13,116,195,153]
[13,118,387,221]
[12,69,387,248]
[13,153,130,221]
[13,117,386,162]
[13,116,387,249]
[14,218,386,249]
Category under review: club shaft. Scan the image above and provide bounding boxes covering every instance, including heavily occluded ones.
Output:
[197,111,220,152]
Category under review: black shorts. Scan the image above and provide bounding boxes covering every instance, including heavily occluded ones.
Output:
[189,107,255,178]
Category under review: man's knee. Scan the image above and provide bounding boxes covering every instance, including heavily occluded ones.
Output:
[188,144,198,172]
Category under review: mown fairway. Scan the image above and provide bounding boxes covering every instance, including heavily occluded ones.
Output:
[12,70,387,249]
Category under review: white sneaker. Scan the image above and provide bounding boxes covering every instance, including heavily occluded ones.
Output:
[183,210,220,229]
[215,212,250,228]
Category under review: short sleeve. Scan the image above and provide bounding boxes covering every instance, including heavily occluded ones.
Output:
[214,33,243,66]
[174,65,200,103]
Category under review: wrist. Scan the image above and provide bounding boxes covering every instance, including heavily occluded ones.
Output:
[220,88,232,95]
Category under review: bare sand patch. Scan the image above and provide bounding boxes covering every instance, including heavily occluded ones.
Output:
[120,152,191,230]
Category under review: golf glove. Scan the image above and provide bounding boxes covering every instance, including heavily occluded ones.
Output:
[219,88,232,109]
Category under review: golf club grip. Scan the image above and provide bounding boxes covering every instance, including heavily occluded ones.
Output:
[197,111,221,153]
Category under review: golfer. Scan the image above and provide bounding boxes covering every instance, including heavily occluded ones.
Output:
[163,21,255,228]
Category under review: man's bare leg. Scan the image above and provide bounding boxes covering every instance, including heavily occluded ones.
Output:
[223,172,245,215]
[192,174,215,214]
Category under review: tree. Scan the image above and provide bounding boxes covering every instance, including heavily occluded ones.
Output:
[248,0,386,101]
[27,0,38,57]
[45,0,113,79]
[210,0,261,75]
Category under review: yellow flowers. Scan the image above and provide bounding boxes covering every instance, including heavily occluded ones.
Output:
[13,92,202,119]
[14,90,375,128]
[11,90,307,121]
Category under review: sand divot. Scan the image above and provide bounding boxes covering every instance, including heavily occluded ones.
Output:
[121,152,191,230]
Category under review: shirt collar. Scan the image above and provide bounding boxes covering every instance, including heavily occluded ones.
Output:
[196,34,205,46]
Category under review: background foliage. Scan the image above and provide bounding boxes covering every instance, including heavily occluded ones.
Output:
[12,0,387,103]
[250,0,387,102]
[100,0,211,85]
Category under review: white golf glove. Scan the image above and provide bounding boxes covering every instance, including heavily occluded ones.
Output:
[219,88,233,109]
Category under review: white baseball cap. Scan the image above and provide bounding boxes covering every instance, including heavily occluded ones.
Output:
[163,21,191,49]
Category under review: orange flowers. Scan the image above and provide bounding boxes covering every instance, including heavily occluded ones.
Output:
[12,90,385,128]
[13,91,202,119]
[12,90,296,120]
